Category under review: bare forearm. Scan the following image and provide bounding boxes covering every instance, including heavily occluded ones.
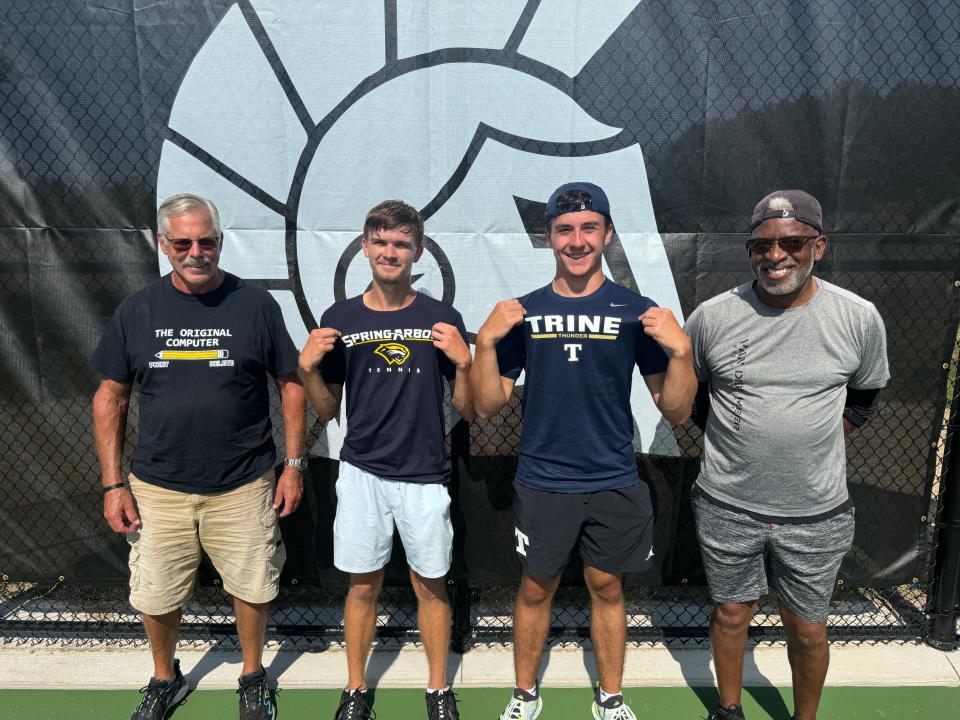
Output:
[657,353,697,425]
[470,341,508,419]
[92,390,129,486]
[451,363,476,421]
[279,380,307,456]
[301,368,341,422]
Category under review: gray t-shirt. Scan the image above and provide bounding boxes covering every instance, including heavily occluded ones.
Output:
[686,279,889,518]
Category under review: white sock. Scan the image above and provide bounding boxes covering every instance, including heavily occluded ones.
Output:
[599,687,622,703]
[525,685,538,697]
[427,685,450,694]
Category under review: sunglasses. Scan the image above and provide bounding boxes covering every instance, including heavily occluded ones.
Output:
[745,235,818,255]
[162,235,221,252]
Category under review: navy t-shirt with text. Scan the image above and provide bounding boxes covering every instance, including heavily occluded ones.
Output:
[496,280,670,492]
[91,273,300,494]
[319,293,465,484]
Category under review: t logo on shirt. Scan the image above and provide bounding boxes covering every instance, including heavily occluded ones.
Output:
[564,343,582,362]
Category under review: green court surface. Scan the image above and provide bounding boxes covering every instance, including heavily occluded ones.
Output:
[2,686,958,719]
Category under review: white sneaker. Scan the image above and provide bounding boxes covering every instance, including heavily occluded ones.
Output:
[499,688,542,720]
[591,694,638,720]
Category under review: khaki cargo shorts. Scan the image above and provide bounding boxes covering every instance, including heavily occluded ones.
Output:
[126,470,285,615]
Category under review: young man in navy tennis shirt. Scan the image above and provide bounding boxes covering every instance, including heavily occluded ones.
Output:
[471,182,697,720]
[299,200,474,720]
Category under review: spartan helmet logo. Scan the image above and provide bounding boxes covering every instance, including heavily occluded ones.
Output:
[156,0,684,457]
[374,343,410,366]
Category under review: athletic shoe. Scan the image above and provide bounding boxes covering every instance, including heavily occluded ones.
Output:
[334,689,376,720]
[707,705,746,720]
[237,667,276,720]
[130,658,190,720]
[425,688,460,720]
[498,687,542,720]
[591,685,637,720]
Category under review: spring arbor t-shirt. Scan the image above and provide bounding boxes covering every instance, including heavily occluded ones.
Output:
[319,293,465,484]
[496,281,670,492]
[91,273,300,494]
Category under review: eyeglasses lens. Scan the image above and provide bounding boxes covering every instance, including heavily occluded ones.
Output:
[168,237,219,251]
[747,236,813,254]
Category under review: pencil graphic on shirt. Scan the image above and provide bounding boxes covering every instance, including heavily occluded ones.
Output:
[154,350,230,360]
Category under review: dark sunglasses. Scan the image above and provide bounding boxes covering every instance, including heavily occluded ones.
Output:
[162,234,221,252]
[745,235,818,255]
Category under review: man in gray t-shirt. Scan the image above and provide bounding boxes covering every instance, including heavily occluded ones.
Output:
[685,190,889,720]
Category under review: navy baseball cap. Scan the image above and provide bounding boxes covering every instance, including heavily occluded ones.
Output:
[545,182,611,222]
[750,190,823,235]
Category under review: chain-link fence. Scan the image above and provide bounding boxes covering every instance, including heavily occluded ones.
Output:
[2,0,960,650]
[3,239,957,649]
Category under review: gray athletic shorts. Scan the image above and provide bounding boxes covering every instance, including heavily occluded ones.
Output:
[692,490,855,624]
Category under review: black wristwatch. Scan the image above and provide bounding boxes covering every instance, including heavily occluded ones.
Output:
[283,457,308,471]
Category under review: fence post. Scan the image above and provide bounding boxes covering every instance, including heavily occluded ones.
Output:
[449,417,473,653]
[927,334,960,651]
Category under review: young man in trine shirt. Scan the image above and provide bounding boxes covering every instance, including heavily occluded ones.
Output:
[471,182,697,720]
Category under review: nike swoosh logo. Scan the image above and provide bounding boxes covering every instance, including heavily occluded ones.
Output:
[610,303,627,307]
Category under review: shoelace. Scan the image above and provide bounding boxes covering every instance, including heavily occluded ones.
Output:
[337,693,377,720]
[237,677,266,709]
[504,697,529,720]
[601,704,636,720]
[134,685,157,713]
[428,690,458,720]
[135,679,172,713]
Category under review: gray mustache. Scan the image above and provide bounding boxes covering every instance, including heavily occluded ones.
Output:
[182,256,211,268]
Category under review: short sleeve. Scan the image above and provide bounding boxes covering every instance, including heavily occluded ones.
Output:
[495,323,525,380]
[684,306,710,382]
[318,306,347,385]
[261,295,300,378]
[91,303,134,383]
[634,299,670,376]
[849,304,890,389]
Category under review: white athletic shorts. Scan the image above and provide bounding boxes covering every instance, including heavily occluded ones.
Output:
[333,460,453,578]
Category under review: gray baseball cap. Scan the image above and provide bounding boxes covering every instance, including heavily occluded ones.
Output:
[750,190,823,235]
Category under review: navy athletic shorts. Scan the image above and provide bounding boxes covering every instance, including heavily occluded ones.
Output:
[512,482,655,579]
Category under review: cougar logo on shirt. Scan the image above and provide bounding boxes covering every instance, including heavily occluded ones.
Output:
[375,343,411,366]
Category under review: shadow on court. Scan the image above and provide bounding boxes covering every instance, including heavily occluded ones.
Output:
[666,642,793,720]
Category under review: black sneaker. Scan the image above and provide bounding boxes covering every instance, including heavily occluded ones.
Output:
[130,658,190,720]
[708,706,745,720]
[237,667,276,720]
[334,688,376,720]
[425,688,460,720]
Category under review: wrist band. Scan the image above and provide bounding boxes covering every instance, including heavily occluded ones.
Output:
[102,483,126,494]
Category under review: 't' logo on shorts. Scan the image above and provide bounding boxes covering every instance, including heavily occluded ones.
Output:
[514,527,530,556]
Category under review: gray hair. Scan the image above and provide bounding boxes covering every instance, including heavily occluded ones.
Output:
[156,193,222,236]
